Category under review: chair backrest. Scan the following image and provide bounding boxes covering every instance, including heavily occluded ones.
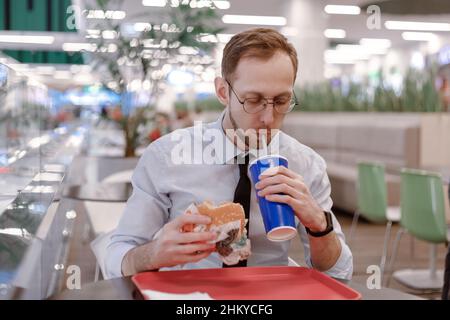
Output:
[102,170,133,184]
[84,201,126,235]
[357,162,388,223]
[400,169,447,243]
[90,230,115,280]
[288,257,300,267]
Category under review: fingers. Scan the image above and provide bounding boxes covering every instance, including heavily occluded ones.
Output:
[257,183,303,199]
[259,166,300,180]
[172,246,216,265]
[176,242,216,255]
[265,194,300,207]
[256,173,306,192]
[171,213,211,230]
[176,231,217,244]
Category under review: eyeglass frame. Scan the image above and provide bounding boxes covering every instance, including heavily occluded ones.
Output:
[225,79,299,114]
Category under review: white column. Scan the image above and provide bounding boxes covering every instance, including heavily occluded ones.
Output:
[283,0,327,85]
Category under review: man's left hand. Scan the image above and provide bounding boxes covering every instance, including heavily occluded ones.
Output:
[255,166,327,233]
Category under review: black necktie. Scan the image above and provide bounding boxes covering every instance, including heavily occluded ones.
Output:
[223,154,251,268]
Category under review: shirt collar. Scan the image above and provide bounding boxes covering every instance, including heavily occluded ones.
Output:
[209,110,282,165]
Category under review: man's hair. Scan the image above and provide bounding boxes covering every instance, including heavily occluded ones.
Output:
[221,28,298,82]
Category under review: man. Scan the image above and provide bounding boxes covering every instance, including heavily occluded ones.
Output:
[105,28,353,280]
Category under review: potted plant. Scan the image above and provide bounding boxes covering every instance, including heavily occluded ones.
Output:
[86,0,223,157]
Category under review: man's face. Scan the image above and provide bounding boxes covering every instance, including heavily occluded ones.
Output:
[217,51,296,148]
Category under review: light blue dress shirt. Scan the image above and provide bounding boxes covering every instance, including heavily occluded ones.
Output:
[105,112,353,280]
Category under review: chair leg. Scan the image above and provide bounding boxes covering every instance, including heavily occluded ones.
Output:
[348,210,360,246]
[429,244,438,279]
[410,235,415,263]
[390,243,444,290]
[380,220,393,283]
[385,227,405,287]
[94,262,100,282]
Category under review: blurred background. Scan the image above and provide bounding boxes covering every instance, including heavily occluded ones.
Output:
[0,0,449,300]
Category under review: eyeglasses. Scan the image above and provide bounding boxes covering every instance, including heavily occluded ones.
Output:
[226,80,299,114]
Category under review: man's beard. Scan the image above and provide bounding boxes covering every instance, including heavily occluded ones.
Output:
[227,108,276,151]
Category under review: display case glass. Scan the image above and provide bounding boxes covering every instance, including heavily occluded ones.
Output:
[0,62,87,298]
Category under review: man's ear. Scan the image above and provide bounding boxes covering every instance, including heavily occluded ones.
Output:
[214,76,229,107]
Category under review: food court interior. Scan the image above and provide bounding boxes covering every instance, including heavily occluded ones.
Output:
[0,0,449,300]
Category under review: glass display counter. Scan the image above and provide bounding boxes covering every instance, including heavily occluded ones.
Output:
[0,62,88,299]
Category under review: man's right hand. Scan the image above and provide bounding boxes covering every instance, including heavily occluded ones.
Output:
[122,214,217,275]
[150,214,217,269]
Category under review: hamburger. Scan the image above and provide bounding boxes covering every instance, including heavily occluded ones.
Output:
[183,201,251,265]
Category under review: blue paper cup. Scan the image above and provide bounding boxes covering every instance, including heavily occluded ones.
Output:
[249,155,298,241]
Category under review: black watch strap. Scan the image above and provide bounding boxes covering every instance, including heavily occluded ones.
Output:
[305,211,334,238]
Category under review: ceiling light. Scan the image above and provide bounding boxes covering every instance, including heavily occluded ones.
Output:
[74,74,94,83]
[80,65,92,73]
[70,65,81,73]
[336,44,388,55]
[54,71,72,79]
[108,43,118,53]
[134,23,152,32]
[213,1,230,9]
[401,32,438,41]
[102,30,117,39]
[324,29,346,39]
[86,10,126,20]
[142,0,166,7]
[35,66,55,74]
[360,38,391,48]
[198,34,218,43]
[85,29,101,39]
[222,14,286,26]
[8,63,30,71]
[110,11,126,19]
[217,33,234,43]
[179,46,199,55]
[324,5,360,15]
[86,29,101,35]
[188,0,230,9]
[385,20,450,31]
[62,43,96,52]
[324,49,367,64]
[0,34,55,44]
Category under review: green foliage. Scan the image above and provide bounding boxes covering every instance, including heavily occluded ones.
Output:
[296,67,443,112]
[89,0,223,94]
[176,97,224,112]
[195,97,224,111]
[87,0,223,156]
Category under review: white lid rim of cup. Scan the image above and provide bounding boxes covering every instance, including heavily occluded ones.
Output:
[267,226,298,242]
[249,154,289,169]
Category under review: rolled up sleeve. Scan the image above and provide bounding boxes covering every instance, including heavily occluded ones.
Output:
[104,143,171,279]
[298,155,354,280]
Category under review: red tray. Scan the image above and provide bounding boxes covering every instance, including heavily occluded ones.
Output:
[132,266,361,300]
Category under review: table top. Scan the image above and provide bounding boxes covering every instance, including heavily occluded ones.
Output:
[51,275,422,300]
[62,182,133,202]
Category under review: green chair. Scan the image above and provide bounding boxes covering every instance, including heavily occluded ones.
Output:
[349,162,401,281]
[386,169,448,290]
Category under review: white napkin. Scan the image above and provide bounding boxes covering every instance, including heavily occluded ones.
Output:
[142,289,213,300]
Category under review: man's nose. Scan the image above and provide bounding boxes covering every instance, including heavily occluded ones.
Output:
[260,103,275,126]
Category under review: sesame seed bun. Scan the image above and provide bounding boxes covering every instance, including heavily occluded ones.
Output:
[183,201,245,234]
[196,201,245,233]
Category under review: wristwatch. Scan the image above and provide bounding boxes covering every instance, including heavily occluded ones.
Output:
[305,211,334,237]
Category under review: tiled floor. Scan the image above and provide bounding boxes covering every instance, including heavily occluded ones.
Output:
[65,203,448,300]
